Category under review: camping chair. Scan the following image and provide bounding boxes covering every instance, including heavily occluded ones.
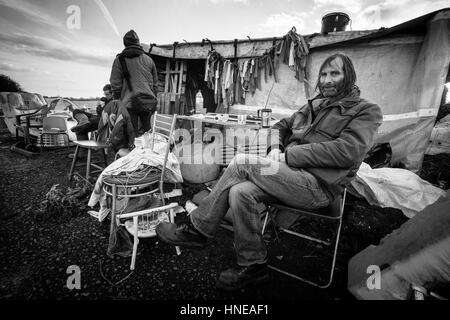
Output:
[102,112,180,269]
[262,188,347,289]
[39,116,70,151]
[68,131,110,186]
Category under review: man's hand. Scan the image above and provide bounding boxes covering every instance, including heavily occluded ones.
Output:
[267,149,281,161]
[267,149,285,162]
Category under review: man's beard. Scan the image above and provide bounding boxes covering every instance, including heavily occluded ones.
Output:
[319,80,345,98]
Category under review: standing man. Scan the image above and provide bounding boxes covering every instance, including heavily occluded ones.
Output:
[110,29,159,136]
[156,53,383,291]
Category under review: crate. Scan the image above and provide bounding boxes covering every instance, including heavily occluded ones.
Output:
[37,132,70,147]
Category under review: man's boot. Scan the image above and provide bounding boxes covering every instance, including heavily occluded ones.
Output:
[216,263,270,291]
[156,218,207,248]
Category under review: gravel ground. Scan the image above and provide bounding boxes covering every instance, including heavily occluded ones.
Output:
[0,129,423,300]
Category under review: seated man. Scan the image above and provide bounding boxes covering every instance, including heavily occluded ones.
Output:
[71,84,113,141]
[156,53,383,291]
[97,99,135,153]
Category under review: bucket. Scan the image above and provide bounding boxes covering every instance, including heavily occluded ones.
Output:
[321,12,350,33]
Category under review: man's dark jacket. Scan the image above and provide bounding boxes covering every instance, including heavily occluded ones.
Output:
[269,88,383,200]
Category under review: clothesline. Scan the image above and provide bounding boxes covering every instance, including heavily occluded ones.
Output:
[203,29,310,113]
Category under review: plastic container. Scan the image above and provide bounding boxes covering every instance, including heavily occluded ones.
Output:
[195,91,204,113]
[321,12,350,33]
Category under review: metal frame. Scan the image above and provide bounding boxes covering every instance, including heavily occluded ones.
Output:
[262,188,347,289]
[68,139,109,186]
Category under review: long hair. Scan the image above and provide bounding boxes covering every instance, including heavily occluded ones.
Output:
[315,53,357,96]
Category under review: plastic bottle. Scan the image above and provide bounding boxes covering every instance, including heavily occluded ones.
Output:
[195,91,204,113]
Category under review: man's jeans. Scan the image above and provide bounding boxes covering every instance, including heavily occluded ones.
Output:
[190,154,330,266]
[129,110,152,134]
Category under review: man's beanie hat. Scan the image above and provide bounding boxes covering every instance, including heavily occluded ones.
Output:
[123,29,140,47]
[103,84,112,92]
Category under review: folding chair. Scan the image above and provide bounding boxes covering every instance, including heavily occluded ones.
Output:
[102,112,180,269]
[262,188,347,289]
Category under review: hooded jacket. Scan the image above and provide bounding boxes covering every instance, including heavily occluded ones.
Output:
[110,30,159,109]
[268,88,383,200]
[97,99,135,152]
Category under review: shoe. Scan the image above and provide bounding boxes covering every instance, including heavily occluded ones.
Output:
[71,122,92,133]
[156,219,207,248]
[216,264,270,291]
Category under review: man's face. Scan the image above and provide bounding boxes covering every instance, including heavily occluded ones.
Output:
[319,57,345,98]
[104,90,113,100]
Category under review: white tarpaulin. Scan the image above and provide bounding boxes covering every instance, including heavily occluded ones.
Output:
[350,162,446,218]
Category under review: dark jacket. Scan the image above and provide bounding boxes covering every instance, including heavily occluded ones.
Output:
[97,100,135,152]
[110,45,159,108]
[269,88,383,199]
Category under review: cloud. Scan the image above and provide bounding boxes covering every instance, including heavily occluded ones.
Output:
[0,32,115,66]
[0,0,64,29]
[352,0,449,30]
[207,0,250,4]
[261,12,307,34]
[313,0,364,14]
[0,62,34,73]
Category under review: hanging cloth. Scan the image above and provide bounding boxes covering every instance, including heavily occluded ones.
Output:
[204,54,210,82]
[288,41,295,67]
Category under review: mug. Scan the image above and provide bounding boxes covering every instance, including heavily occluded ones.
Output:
[257,108,272,128]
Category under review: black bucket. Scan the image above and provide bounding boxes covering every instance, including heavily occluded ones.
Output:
[321,12,350,33]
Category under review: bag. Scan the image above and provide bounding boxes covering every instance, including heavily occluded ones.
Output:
[118,54,158,113]
[129,92,157,113]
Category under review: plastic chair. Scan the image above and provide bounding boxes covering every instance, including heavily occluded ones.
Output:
[68,131,110,186]
[262,188,347,289]
[40,116,70,151]
[102,112,180,270]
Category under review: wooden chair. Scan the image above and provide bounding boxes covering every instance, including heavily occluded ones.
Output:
[262,188,347,289]
[102,112,180,269]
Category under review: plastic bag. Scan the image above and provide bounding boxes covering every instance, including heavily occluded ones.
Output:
[350,162,446,218]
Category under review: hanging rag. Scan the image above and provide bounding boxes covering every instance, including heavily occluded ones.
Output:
[204,54,210,82]
[288,41,295,67]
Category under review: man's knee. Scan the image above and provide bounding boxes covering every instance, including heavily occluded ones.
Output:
[229,153,260,168]
[229,182,258,204]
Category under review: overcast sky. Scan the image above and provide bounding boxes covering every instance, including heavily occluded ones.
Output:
[0,0,448,97]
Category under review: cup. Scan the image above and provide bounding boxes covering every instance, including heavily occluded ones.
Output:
[257,108,272,128]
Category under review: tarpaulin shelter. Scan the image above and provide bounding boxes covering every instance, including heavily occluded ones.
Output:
[145,8,450,172]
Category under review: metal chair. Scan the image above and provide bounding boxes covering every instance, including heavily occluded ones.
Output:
[115,202,179,270]
[262,188,347,288]
[102,112,180,270]
[68,131,110,186]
